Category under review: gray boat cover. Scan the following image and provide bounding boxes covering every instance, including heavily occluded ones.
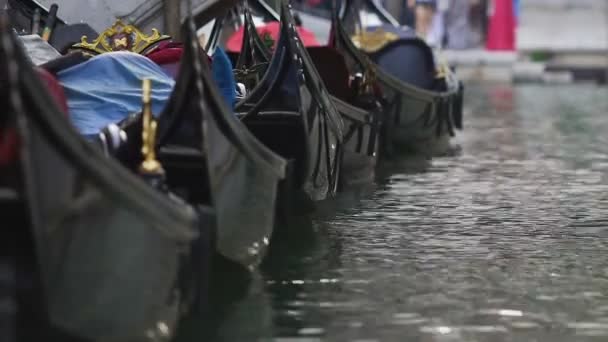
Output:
[17,34,60,65]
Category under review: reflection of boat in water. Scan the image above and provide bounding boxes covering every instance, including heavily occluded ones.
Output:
[0,17,204,341]
[341,0,464,156]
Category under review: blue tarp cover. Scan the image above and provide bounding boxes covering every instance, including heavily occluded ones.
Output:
[212,48,237,108]
[57,51,175,135]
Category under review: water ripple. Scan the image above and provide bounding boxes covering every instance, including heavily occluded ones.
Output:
[199,84,608,342]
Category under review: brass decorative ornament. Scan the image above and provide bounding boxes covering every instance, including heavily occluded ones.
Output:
[351,27,399,53]
[72,20,171,55]
[139,78,164,175]
[436,62,448,79]
[435,55,451,79]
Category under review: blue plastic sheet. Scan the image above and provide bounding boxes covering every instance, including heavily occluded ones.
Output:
[57,51,175,135]
[211,48,236,108]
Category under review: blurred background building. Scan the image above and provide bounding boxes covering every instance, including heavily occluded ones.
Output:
[295,0,607,84]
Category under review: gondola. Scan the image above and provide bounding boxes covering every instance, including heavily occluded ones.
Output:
[233,2,344,219]
[65,9,286,270]
[153,14,287,270]
[228,0,380,189]
[340,0,464,156]
[0,16,206,341]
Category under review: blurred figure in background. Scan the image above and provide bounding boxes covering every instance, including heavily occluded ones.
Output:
[402,0,417,28]
[468,0,488,47]
[444,0,472,49]
[415,0,436,39]
[426,0,449,47]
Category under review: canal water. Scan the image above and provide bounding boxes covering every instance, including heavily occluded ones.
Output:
[179,84,608,342]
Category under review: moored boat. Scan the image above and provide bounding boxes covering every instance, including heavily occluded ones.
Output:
[154,15,287,270]
[340,0,464,157]
[0,16,203,341]
[231,0,381,189]
[234,2,344,220]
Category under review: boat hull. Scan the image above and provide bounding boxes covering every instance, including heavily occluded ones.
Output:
[158,21,286,271]
[205,118,282,268]
[332,97,379,188]
[379,81,456,156]
[234,5,343,214]
[1,35,200,341]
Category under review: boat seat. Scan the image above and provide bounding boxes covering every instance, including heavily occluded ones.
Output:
[0,125,18,167]
[159,145,205,165]
[40,51,91,74]
[306,46,353,103]
[369,38,436,90]
[146,41,184,78]
[158,145,210,204]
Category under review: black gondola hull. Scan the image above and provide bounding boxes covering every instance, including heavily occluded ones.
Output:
[376,76,456,156]
[157,19,287,270]
[1,21,201,340]
[234,3,344,212]
[332,98,378,188]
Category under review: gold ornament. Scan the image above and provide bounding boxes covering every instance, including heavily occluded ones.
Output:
[351,28,399,53]
[138,78,164,175]
[72,20,170,55]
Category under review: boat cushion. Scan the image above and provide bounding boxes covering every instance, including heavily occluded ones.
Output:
[0,127,18,167]
[56,51,175,135]
[147,43,237,108]
[146,41,185,78]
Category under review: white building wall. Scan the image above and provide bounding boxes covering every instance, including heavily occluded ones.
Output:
[517,0,608,52]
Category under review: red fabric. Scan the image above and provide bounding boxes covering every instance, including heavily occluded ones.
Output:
[146,42,185,65]
[145,41,213,78]
[0,128,18,166]
[486,0,515,51]
[36,68,69,115]
[226,21,320,53]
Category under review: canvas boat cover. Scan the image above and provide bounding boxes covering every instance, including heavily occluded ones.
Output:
[56,51,175,135]
[211,47,236,108]
[17,34,61,65]
[354,25,437,90]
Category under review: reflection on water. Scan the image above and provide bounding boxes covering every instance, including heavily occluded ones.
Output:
[181,84,608,341]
